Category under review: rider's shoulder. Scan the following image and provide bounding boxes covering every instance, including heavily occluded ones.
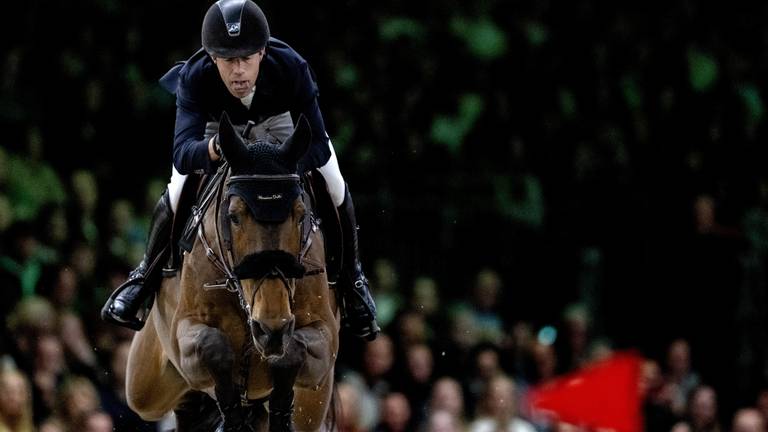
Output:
[178,48,217,83]
[265,37,310,71]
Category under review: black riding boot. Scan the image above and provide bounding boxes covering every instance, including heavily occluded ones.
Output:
[337,185,380,341]
[101,190,173,330]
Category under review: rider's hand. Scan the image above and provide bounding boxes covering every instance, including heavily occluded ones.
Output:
[208,135,221,161]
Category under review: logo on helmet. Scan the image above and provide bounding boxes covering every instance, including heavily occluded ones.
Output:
[227,23,241,36]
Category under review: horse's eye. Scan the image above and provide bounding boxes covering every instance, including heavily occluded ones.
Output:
[229,213,240,225]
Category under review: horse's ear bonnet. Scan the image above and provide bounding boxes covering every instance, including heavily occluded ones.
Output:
[219,112,312,222]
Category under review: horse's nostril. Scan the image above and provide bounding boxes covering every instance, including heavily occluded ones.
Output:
[253,316,296,357]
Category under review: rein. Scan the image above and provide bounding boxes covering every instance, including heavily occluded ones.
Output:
[192,162,318,405]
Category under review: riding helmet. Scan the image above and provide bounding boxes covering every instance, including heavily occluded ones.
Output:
[202,0,270,58]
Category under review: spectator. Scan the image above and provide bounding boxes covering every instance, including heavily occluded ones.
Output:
[375,392,412,432]
[362,333,396,395]
[640,358,677,432]
[338,333,397,430]
[672,385,720,432]
[402,343,436,426]
[80,410,114,432]
[464,343,503,416]
[585,338,613,363]
[38,422,64,432]
[441,307,480,378]
[38,265,98,373]
[468,374,536,432]
[337,381,365,432]
[423,409,464,432]
[0,222,43,317]
[411,276,440,319]
[393,309,430,347]
[0,363,33,432]
[5,129,66,222]
[558,303,592,371]
[467,269,505,345]
[68,170,99,246]
[34,204,69,264]
[756,389,768,427]
[65,241,98,298]
[41,376,103,432]
[504,321,535,382]
[371,258,403,329]
[31,335,67,424]
[731,408,766,432]
[427,377,466,428]
[106,199,144,266]
[666,339,701,417]
[529,341,557,385]
[5,297,57,371]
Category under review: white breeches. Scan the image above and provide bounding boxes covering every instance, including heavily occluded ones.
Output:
[167,112,346,212]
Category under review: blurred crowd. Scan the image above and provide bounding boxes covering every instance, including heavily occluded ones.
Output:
[0,139,765,432]
[4,0,768,431]
[332,264,768,432]
[1,169,768,432]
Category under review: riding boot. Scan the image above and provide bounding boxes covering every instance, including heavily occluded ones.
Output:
[337,184,380,341]
[100,190,173,330]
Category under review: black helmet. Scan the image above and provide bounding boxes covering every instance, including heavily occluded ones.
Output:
[201,0,270,58]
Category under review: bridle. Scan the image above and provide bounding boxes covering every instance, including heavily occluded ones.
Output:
[188,162,319,405]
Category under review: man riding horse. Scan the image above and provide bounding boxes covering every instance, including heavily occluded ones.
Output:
[101,0,379,341]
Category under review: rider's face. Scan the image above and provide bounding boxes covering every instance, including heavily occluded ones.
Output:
[212,50,264,99]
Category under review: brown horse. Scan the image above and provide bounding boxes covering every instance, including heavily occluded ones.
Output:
[124,113,339,432]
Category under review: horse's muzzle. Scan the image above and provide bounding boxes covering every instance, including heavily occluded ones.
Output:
[251,315,296,360]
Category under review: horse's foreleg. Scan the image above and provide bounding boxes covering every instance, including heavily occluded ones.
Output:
[177,320,248,429]
[288,322,337,432]
[267,337,306,432]
[265,321,335,432]
[294,321,336,389]
[126,315,190,420]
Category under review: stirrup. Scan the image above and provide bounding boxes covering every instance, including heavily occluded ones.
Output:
[100,277,151,331]
[342,316,380,341]
[341,284,380,341]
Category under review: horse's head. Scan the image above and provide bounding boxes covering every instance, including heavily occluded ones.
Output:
[218,112,311,359]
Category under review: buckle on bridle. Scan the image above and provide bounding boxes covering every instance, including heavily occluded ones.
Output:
[203,278,238,292]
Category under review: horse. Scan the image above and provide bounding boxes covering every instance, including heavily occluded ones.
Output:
[124,112,340,432]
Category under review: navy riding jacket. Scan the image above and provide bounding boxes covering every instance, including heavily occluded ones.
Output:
[160,37,331,175]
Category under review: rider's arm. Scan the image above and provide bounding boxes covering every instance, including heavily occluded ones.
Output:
[290,61,331,163]
[172,71,221,175]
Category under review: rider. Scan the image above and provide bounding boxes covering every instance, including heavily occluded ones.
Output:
[101,0,379,341]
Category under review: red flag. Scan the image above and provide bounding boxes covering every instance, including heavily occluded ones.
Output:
[530,352,643,432]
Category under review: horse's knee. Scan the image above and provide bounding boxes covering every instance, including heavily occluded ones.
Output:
[179,325,235,387]
[196,327,234,372]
